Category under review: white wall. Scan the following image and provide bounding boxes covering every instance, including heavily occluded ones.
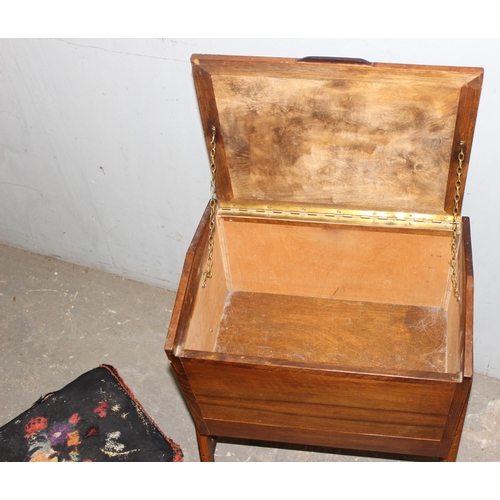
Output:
[1,38,499,376]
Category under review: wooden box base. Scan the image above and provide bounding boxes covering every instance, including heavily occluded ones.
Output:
[165,206,473,461]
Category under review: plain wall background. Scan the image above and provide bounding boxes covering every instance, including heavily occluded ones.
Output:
[1,38,499,376]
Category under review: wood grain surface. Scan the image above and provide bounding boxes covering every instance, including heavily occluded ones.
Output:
[215,291,449,373]
[192,55,483,216]
[168,55,480,461]
[182,357,457,456]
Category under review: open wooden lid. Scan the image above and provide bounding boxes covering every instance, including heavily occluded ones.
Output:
[192,54,483,217]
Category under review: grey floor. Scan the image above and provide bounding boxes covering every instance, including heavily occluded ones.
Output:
[1,243,500,462]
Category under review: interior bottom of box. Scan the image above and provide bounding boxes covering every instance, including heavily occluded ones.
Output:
[214,291,449,373]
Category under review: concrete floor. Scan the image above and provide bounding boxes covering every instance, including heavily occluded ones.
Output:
[1,242,500,462]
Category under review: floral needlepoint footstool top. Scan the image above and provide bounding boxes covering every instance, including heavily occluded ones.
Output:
[0,365,182,462]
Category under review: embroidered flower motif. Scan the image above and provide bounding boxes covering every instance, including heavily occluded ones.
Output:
[67,431,81,447]
[30,452,58,462]
[24,416,49,438]
[94,401,108,418]
[101,431,137,457]
[27,430,56,460]
[47,422,73,446]
[84,426,99,438]
[68,413,80,425]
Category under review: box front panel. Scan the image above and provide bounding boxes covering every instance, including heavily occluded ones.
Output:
[182,358,457,456]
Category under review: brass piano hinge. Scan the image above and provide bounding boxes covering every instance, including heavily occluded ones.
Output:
[202,126,217,289]
[450,141,465,301]
[218,205,454,230]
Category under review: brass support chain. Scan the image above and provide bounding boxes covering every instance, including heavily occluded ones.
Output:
[450,141,465,301]
[202,126,217,288]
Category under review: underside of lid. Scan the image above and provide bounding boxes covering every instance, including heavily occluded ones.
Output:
[192,55,483,217]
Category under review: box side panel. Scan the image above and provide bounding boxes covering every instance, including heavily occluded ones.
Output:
[441,217,473,456]
[183,220,228,352]
[182,359,456,457]
[444,216,473,376]
[462,217,474,378]
[445,286,462,374]
[165,203,211,353]
[166,206,230,354]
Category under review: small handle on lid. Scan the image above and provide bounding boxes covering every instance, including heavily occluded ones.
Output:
[298,56,372,65]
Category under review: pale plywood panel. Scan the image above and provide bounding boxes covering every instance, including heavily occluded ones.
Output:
[184,227,228,352]
[221,218,452,307]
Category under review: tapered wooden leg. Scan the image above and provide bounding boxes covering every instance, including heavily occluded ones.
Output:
[196,429,217,462]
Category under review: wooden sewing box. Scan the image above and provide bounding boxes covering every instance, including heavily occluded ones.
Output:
[165,54,483,461]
